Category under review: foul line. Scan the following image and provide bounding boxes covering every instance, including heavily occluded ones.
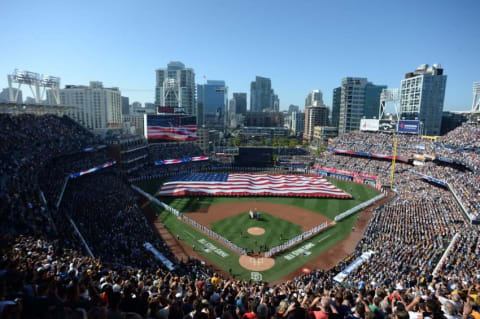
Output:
[316,233,333,243]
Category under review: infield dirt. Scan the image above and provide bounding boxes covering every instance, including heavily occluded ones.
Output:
[185,202,331,232]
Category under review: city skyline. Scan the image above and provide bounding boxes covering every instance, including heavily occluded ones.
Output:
[1,0,479,111]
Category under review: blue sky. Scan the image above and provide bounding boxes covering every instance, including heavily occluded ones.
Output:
[1,0,479,111]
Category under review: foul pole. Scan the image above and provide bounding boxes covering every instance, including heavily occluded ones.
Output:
[390,138,398,190]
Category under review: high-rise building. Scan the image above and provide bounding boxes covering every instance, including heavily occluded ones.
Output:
[337,77,386,135]
[273,94,280,112]
[399,64,447,135]
[288,104,300,114]
[291,111,305,136]
[304,106,329,141]
[232,93,247,115]
[52,81,122,130]
[121,96,130,115]
[331,87,341,128]
[364,83,387,119]
[305,89,324,107]
[250,76,276,112]
[303,90,329,141]
[0,88,22,103]
[197,80,228,127]
[155,61,196,116]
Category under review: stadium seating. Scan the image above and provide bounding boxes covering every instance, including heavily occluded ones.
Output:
[1,113,480,318]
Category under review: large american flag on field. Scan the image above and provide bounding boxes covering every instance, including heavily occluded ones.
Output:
[146,115,196,141]
[157,173,351,198]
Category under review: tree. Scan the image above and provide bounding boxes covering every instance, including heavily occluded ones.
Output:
[288,139,298,148]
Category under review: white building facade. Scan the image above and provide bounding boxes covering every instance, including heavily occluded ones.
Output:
[50,81,122,130]
[155,61,196,116]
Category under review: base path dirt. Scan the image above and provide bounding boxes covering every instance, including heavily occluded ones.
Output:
[247,227,265,235]
[239,255,275,271]
[186,202,331,231]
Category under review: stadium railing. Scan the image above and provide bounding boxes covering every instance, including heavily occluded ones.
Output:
[432,233,460,277]
[334,193,385,222]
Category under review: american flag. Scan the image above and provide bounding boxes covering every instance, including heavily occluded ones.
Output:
[157,173,351,198]
[146,115,196,141]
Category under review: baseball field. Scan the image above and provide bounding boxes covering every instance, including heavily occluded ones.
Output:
[136,177,380,282]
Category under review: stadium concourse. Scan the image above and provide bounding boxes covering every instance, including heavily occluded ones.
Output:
[0,113,479,318]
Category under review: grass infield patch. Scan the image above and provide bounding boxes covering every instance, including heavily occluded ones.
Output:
[210,212,302,252]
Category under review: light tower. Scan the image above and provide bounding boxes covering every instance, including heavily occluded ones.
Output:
[7,69,61,105]
[472,82,480,113]
[379,88,400,119]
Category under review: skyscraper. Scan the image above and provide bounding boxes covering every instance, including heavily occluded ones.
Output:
[338,77,386,135]
[331,87,341,128]
[364,83,387,119]
[304,106,329,141]
[232,93,247,115]
[291,111,305,136]
[155,61,196,116]
[53,81,122,130]
[121,96,130,115]
[399,64,447,135]
[305,89,324,107]
[250,76,276,112]
[303,90,329,141]
[288,104,300,114]
[273,94,280,112]
[197,80,228,127]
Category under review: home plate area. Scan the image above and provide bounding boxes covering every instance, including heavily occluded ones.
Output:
[239,255,275,271]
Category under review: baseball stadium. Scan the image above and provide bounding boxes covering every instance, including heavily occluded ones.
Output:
[1,110,480,319]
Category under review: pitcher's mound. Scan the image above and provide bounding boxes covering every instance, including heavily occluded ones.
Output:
[239,255,275,271]
[247,227,265,235]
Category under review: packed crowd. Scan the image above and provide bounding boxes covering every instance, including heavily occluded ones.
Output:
[1,113,480,318]
[0,114,99,237]
[149,143,205,162]
[56,170,174,268]
[435,122,480,172]
[38,148,112,206]
[329,132,435,157]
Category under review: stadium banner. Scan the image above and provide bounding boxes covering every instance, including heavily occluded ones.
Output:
[332,149,356,155]
[330,173,353,181]
[397,120,420,134]
[69,161,116,179]
[437,156,454,163]
[333,250,375,283]
[314,166,379,181]
[359,173,378,180]
[146,114,196,141]
[356,151,373,157]
[360,119,380,132]
[410,170,448,187]
[328,149,410,163]
[154,156,209,166]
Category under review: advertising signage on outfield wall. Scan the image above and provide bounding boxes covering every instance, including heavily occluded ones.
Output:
[397,120,420,134]
[360,119,380,131]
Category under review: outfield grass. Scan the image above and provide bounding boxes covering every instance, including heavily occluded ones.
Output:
[210,212,302,252]
[137,178,379,282]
